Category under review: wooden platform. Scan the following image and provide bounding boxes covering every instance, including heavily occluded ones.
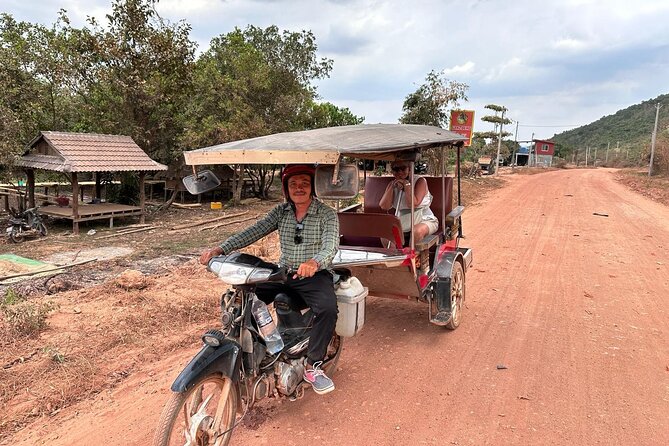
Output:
[41,203,143,223]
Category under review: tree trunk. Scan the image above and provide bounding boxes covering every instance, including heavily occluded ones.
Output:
[263,167,276,198]
[155,187,179,212]
[231,165,245,204]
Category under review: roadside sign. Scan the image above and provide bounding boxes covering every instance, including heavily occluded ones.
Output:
[449,110,475,146]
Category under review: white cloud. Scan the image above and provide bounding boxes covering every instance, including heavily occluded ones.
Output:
[5,0,669,140]
[335,99,405,125]
[443,62,475,77]
[552,38,589,51]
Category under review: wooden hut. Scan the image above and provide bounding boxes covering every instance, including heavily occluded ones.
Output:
[16,131,167,234]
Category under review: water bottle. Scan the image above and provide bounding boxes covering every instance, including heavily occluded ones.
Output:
[251,296,284,354]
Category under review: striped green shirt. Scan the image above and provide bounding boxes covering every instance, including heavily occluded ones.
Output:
[220,199,339,270]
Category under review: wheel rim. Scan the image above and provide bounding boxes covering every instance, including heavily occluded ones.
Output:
[10,230,24,243]
[322,334,343,375]
[450,266,464,325]
[170,377,235,446]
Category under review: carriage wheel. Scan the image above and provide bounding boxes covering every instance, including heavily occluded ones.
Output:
[445,261,465,330]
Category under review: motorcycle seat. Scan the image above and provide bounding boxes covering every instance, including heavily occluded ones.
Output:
[274,292,308,312]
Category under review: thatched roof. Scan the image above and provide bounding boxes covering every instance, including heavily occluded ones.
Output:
[16,131,167,173]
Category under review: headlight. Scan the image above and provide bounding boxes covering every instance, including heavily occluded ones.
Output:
[209,259,273,285]
[248,268,272,283]
[212,262,255,284]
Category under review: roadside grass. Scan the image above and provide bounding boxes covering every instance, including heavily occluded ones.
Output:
[0,262,221,440]
[1,288,59,338]
[459,176,506,207]
[616,169,669,207]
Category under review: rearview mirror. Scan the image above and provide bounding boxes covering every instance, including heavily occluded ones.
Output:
[314,164,359,199]
[182,169,221,195]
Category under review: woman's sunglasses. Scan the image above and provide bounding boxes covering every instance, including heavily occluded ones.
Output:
[391,165,408,172]
[294,223,304,245]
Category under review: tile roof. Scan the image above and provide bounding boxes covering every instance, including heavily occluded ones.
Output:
[17,131,167,173]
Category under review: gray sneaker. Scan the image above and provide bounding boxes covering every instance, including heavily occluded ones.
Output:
[303,361,335,395]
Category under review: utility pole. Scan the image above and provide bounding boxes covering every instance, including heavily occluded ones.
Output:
[529,132,534,167]
[649,103,662,177]
[494,109,506,176]
[594,146,598,167]
[511,120,519,170]
[606,142,610,163]
[585,146,589,167]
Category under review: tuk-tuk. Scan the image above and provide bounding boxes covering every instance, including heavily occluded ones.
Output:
[183,123,472,330]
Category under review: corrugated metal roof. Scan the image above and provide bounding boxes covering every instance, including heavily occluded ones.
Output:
[184,124,467,165]
[16,131,167,173]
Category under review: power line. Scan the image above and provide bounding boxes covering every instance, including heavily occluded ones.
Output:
[517,124,581,128]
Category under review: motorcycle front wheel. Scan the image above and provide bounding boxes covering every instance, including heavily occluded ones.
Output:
[9,228,24,243]
[153,374,239,446]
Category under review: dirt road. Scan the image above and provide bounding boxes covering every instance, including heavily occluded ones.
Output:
[8,168,669,445]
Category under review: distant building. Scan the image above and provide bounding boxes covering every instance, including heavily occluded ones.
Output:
[515,140,555,167]
[532,139,555,167]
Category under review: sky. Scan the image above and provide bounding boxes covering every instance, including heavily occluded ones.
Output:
[4,0,669,143]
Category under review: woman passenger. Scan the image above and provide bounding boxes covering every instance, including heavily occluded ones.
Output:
[379,160,439,244]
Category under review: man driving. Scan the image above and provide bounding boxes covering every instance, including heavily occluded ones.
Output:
[199,164,340,394]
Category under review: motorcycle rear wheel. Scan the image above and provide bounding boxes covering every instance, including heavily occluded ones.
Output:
[322,334,344,376]
[153,374,239,446]
[9,229,24,243]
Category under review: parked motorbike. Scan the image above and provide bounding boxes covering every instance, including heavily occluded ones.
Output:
[5,207,48,243]
[153,252,343,446]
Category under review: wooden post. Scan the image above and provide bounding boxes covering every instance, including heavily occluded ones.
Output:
[26,169,35,208]
[95,173,102,200]
[71,172,79,235]
[139,171,146,224]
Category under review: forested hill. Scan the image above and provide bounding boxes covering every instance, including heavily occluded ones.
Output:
[551,93,669,149]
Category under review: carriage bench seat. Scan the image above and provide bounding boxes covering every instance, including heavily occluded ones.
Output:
[338,212,404,248]
[362,175,455,234]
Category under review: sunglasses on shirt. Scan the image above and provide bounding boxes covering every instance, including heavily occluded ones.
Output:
[391,165,408,172]
[294,222,304,245]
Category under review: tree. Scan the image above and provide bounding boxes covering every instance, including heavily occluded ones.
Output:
[0,14,54,178]
[0,4,345,203]
[76,0,197,165]
[480,104,512,175]
[1,0,197,180]
[398,70,468,174]
[399,70,468,128]
[182,25,335,201]
[303,101,364,129]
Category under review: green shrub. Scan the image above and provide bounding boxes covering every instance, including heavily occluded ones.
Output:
[43,346,66,363]
[2,288,26,307]
[2,300,58,337]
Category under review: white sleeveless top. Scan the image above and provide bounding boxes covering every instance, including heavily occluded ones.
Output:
[392,177,438,232]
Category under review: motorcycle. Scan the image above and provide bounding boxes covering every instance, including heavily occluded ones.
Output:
[153,252,344,446]
[6,206,48,243]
